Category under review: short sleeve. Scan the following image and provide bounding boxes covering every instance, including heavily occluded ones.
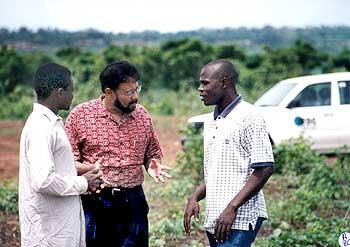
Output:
[243,113,274,167]
[144,112,163,162]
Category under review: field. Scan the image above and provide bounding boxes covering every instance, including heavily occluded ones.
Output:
[1,116,349,247]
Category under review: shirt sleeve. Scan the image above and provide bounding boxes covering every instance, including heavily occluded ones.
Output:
[65,110,82,161]
[243,113,274,168]
[144,116,163,162]
[26,127,88,196]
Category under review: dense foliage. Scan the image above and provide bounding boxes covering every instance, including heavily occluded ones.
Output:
[0,37,349,119]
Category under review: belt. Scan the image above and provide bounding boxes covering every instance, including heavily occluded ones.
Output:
[101,185,142,196]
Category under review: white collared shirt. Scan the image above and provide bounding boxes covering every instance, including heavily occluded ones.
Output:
[203,100,274,233]
[19,103,88,247]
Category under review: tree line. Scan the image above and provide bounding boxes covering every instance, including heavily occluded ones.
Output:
[0,38,349,119]
[1,26,350,53]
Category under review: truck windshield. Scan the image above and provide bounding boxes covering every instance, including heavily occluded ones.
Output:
[255,83,297,106]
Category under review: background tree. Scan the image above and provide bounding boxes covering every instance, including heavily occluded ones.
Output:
[0,46,29,94]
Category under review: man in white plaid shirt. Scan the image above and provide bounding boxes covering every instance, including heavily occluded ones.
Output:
[184,59,274,247]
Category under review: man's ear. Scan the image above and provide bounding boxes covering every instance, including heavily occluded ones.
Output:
[221,77,228,88]
[104,88,113,96]
[57,88,64,97]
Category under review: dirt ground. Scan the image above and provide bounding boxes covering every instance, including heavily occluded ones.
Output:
[0,121,23,246]
[0,121,23,182]
[0,116,183,246]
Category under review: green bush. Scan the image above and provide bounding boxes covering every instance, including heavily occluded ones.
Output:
[273,137,322,175]
[140,86,209,117]
[0,180,18,213]
[257,143,350,246]
[176,126,204,184]
[140,89,175,115]
[0,85,34,119]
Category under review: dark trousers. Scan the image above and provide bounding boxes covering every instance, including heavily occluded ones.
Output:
[81,185,149,247]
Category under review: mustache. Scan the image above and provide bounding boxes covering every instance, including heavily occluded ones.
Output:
[128,100,138,105]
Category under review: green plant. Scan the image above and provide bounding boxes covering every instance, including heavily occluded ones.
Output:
[273,137,322,175]
[257,144,350,246]
[0,180,18,213]
[140,89,176,115]
[176,126,204,184]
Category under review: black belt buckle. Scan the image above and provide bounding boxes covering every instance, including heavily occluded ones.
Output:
[111,188,121,195]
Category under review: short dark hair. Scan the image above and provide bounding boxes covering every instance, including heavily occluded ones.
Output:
[205,59,239,86]
[33,63,72,100]
[99,60,140,92]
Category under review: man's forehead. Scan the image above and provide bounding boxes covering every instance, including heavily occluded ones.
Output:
[123,76,137,83]
[118,78,138,88]
[200,65,220,79]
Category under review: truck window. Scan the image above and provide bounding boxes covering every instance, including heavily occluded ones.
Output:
[338,81,350,105]
[288,82,331,108]
[255,83,297,106]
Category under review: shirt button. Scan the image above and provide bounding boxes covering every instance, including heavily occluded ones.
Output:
[213,136,215,139]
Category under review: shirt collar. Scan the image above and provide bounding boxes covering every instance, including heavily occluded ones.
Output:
[214,95,242,120]
[97,95,137,119]
[33,103,62,124]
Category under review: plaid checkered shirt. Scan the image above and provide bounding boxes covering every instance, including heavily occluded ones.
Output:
[203,99,274,233]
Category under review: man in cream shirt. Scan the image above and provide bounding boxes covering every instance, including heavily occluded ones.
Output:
[19,63,102,247]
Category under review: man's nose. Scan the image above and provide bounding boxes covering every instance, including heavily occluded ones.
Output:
[131,93,138,100]
[198,85,203,92]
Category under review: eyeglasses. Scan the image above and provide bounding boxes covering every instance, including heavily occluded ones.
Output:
[116,85,142,96]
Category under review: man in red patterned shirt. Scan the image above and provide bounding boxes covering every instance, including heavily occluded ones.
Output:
[65,60,171,247]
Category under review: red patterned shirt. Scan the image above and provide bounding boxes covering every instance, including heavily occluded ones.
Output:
[65,96,163,188]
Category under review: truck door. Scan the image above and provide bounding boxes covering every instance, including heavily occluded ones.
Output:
[334,80,350,150]
[287,82,336,152]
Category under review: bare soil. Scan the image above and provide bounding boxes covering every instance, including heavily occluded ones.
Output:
[0,121,23,182]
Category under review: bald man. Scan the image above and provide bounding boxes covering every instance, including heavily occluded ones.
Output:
[183,59,274,247]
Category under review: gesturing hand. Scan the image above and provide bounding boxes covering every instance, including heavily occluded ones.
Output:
[147,158,172,183]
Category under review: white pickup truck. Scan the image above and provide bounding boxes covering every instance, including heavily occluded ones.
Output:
[187,72,350,153]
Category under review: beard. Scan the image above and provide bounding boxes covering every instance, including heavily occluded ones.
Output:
[113,97,137,114]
